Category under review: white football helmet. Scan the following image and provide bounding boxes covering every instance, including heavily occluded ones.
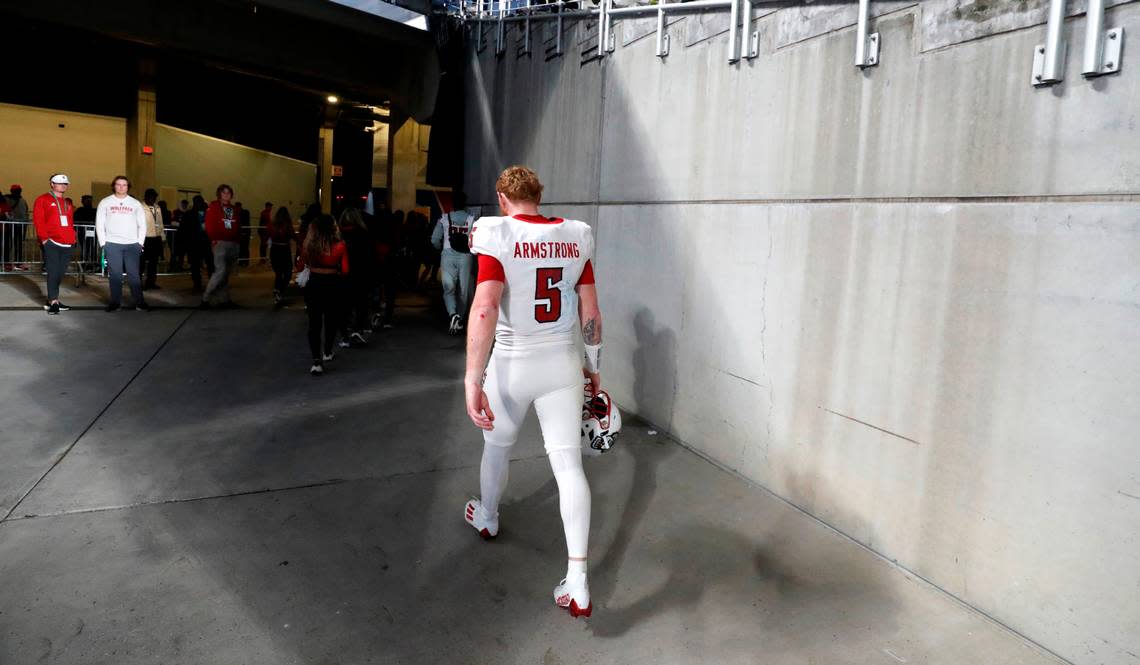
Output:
[581,383,621,456]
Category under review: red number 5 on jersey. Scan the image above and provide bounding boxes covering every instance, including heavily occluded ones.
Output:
[534,267,563,323]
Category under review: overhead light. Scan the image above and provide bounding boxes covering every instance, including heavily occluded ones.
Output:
[327,95,339,104]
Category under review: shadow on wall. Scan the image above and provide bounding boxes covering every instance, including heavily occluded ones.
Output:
[632,307,677,432]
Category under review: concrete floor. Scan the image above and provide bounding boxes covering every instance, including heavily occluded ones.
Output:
[0,273,1065,665]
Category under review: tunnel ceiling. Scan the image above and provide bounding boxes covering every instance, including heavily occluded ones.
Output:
[4,0,440,121]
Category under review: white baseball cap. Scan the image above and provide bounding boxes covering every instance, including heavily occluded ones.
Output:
[50,174,70,185]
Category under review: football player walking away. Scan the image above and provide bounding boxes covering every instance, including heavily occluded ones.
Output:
[463,166,603,618]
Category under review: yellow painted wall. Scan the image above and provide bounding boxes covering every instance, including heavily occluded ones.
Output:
[156,125,316,219]
[0,102,126,203]
[0,104,318,222]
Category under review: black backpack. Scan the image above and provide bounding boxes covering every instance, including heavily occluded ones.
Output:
[447,213,470,253]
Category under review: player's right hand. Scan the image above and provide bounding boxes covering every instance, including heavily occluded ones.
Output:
[465,381,496,430]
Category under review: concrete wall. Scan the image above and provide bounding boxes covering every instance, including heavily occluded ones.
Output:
[463,3,1140,665]
[0,102,126,203]
[156,125,316,216]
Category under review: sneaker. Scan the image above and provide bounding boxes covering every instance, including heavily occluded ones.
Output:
[105,303,121,313]
[337,339,351,349]
[553,574,592,618]
[46,302,60,315]
[310,363,324,376]
[448,314,461,335]
[464,499,499,539]
[136,302,152,312]
[350,331,367,345]
[56,302,71,311]
[322,352,335,362]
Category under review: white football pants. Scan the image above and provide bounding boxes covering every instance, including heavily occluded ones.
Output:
[480,344,591,560]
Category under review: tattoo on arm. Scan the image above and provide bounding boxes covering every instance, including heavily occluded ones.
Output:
[583,318,601,345]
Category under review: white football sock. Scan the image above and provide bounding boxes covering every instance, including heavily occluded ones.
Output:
[549,448,591,563]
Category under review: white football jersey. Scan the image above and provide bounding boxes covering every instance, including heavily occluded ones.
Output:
[471,214,595,350]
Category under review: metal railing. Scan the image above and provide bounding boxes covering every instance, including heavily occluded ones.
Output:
[458,0,877,68]
[0,220,276,280]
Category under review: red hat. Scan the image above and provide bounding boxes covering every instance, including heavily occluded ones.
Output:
[10,184,21,191]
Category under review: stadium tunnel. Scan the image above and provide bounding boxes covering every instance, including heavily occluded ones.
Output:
[2,0,465,213]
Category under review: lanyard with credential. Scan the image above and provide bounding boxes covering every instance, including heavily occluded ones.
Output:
[49,192,68,224]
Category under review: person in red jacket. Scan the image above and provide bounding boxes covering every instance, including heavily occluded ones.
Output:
[33,174,78,315]
[200,183,242,308]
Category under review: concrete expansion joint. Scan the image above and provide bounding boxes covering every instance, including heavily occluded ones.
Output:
[1,312,195,523]
[535,194,1140,207]
[0,454,553,525]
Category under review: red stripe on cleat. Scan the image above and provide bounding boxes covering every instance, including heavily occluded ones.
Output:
[479,528,496,540]
[568,600,592,618]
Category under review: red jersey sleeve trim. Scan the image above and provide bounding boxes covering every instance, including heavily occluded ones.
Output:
[576,259,595,286]
[477,254,506,283]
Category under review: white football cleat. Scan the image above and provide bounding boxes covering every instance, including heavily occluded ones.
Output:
[464,499,499,539]
[553,574,592,618]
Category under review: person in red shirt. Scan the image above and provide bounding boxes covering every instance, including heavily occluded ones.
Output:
[32,174,78,314]
[298,214,349,375]
[258,201,273,260]
[200,184,242,308]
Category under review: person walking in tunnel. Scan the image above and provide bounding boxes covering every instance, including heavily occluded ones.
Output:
[463,166,603,618]
[200,184,241,308]
[141,188,165,290]
[267,205,296,305]
[337,206,372,344]
[431,190,475,335]
[183,196,212,291]
[298,214,349,375]
[32,174,76,314]
[96,175,149,312]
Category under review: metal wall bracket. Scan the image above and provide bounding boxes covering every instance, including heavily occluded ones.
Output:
[1032,41,1067,85]
[1082,3,1123,79]
[657,32,670,57]
[1032,0,1066,85]
[518,0,531,57]
[1083,0,1123,77]
[746,30,759,59]
[1085,27,1123,76]
[605,0,616,53]
[855,0,879,68]
[495,11,506,56]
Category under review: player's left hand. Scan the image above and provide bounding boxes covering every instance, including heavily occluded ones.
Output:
[583,368,601,397]
[465,381,495,430]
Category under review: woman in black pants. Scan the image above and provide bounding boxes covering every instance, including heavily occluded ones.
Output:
[267,206,296,305]
[299,214,348,375]
[337,207,372,343]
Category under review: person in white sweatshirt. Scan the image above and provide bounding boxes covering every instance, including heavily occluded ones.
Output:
[96,175,149,312]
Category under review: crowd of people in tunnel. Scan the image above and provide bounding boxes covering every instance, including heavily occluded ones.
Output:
[10,171,480,353]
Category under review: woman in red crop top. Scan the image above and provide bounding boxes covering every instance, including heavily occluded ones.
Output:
[299,214,349,375]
